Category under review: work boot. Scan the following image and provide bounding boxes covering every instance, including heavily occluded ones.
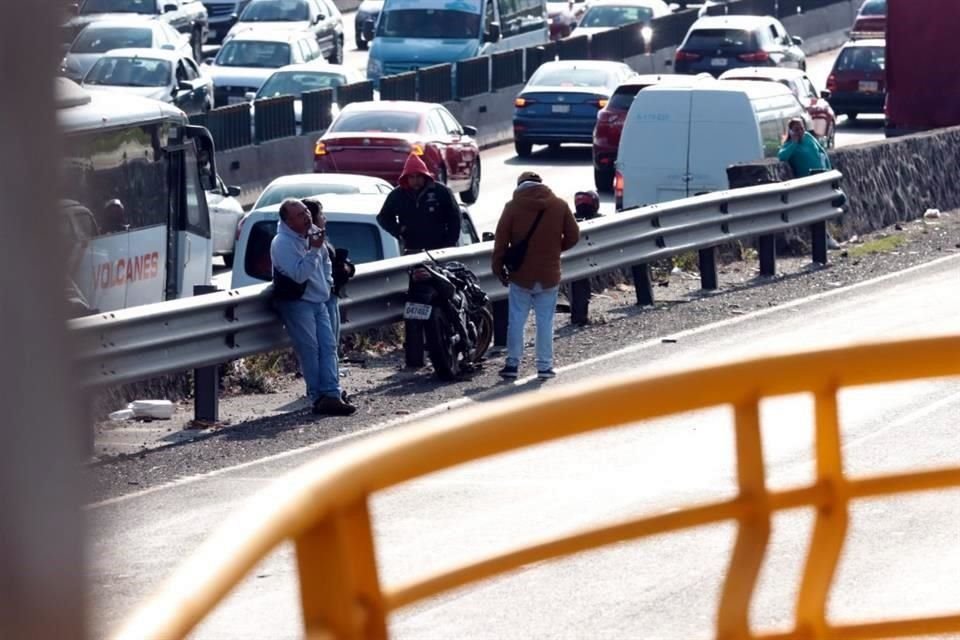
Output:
[313,395,357,416]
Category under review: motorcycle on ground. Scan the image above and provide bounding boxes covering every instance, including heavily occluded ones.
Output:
[402,256,493,380]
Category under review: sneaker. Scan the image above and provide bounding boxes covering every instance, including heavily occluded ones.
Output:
[499,364,519,379]
[537,368,557,380]
[313,395,357,416]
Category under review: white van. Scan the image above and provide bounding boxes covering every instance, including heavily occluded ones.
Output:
[614,80,810,210]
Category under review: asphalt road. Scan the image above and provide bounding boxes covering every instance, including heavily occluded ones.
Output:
[90,255,960,639]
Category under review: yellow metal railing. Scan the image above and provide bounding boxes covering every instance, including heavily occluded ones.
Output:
[113,335,960,640]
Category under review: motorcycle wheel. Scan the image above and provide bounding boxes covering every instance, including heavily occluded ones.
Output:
[469,306,494,363]
[427,310,463,381]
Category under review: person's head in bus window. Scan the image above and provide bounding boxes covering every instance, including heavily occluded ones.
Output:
[100,198,127,233]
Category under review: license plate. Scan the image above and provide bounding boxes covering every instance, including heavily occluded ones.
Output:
[711,58,728,67]
[859,80,879,93]
[403,302,432,320]
[551,104,570,113]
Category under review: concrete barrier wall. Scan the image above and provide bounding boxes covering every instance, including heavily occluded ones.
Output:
[216,1,855,208]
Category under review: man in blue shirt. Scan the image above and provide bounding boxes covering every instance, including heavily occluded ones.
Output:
[270,198,356,416]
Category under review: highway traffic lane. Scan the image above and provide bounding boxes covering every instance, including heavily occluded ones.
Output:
[89,256,960,638]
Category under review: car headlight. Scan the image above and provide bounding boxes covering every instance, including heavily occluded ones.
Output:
[367,57,383,79]
[641,25,652,42]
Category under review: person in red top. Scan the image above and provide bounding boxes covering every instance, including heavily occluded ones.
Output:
[492,171,580,380]
[376,153,462,254]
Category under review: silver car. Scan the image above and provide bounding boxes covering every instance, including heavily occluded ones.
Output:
[81,47,214,114]
[61,17,192,83]
[247,61,365,133]
[202,29,324,106]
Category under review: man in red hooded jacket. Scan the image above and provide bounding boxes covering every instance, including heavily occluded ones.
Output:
[376,152,462,254]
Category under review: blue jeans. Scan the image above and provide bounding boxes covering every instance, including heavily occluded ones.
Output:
[276,299,341,401]
[326,295,341,350]
[506,283,558,371]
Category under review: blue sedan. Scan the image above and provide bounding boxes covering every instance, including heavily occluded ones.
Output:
[512,60,636,157]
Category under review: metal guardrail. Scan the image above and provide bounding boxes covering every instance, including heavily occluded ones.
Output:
[111,333,960,640]
[70,171,845,389]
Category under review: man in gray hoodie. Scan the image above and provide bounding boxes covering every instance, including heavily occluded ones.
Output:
[270,198,355,416]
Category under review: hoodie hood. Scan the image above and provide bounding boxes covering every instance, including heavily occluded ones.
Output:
[398,153,434,189]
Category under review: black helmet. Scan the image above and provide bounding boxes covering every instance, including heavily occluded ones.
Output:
[574,190,601,220]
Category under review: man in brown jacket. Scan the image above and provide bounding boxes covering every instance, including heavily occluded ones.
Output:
[492,171,580,380]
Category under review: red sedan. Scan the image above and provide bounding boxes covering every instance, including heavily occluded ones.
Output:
[313,101,482,203]
[852,0,885,36]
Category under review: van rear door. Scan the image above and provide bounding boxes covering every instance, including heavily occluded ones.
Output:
[619,88,693,208]
[686,88,762,196]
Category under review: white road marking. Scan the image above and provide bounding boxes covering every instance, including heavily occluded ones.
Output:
[87,253,960,510]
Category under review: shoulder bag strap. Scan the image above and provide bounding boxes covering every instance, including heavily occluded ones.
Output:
[521,208,546,244]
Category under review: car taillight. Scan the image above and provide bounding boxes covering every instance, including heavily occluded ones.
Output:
[410,143,424,156]
[515,97,536,107]
[737,50,770,62]
[314,140,327,156]
[614,170,624,210]
[589,98,608,108]
[826,74,837,92]
[675,50,701,62]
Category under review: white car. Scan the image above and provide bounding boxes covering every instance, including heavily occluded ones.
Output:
[250,173,393,210]
[82,48,214,115]
[231,193,480,288]
[206,178,245,267]
[571,0,671,39]
[247,61,365,134]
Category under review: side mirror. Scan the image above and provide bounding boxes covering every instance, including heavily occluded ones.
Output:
[244,91,256,101]
[163,3,178,13]
[484,22,501,43]
[462,124,477,136]
[481,231,495,242]
[227,185,242,197]
[203,57,215,65]
[362,18,375,41]
[314,13,324,24]
[791,35,804,46]
[820,90,831,99]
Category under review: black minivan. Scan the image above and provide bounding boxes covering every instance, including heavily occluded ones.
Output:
[673,15,806,77]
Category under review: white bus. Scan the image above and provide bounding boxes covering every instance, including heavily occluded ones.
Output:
[57,78,216,315]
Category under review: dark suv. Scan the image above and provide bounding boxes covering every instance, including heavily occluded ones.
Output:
[673,15,805,77]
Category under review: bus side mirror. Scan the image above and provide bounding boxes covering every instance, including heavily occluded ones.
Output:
[484,22,501,43]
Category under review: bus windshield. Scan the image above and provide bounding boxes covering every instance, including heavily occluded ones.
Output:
[377,9,481,39]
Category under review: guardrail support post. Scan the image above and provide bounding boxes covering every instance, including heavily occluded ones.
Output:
[570,279,590,326]
[632,263,654,306]
[492,299,508,347]
[193,285,221,424]
[699,248,718,290]
[811,221,828,265]
[758,235,776,276]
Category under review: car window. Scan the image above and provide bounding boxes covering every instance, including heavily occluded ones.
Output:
[801,77,817,99]
[684,28,754,51]
[71,27,153,53]
[183,57,201,79]
[79,0,159,15]
[258,70,348,98]
[859,0,885,15]
[459,212,477,245]
[254,182,364,208]
[216,41,292,68]
[834,46,885,72]
[425,110,445,135]
[161,22,181,44]
[529,66,613,88]
[84,56,172,87]
[580,5,654,28]
[176,60,189,83]
[244,219,384,281]
[239,0,310,22]
[329,111,421,133]
[438,108,462,135]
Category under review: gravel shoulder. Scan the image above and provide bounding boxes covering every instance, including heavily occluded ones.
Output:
[89,212,960,503]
